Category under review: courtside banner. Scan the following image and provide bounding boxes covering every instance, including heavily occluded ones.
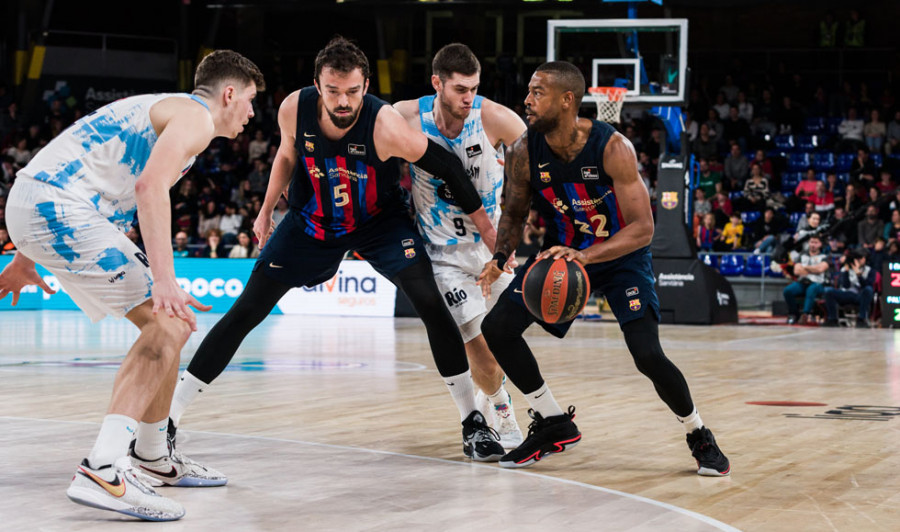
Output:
[0,256,396,317]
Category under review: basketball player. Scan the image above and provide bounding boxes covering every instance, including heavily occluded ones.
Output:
[0,50,263,520]
[168,37,504,461]
[477,61,730,475]
[394,43,525,448]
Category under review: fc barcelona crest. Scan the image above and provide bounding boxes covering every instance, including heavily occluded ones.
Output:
[629,298,641,311]
[305,140,315,152]
[661,191,678,210]
[540,171,551,183]
[405,248,416,259]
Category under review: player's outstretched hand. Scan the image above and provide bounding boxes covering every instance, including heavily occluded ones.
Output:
[477,260,504,299]
[151,277,212,332]
[254,213,275,249]
[539,246,587,265]
[0,254,56,305]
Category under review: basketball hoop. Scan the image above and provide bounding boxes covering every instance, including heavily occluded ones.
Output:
[588,86,627,124]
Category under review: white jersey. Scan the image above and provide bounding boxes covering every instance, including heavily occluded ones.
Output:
[19,93,205,232]
[409,95,504,246]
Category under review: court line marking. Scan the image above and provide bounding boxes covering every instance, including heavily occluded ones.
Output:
[0,415,740,532]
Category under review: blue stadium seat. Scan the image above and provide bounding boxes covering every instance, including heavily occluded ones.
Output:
[742,211,761,224]
[718,255,745,276]
[826,117,843,135]
[836,153,855,171]
[774,135,795,151]
[871,153,883,168]
[744,254,766,277]
[781,172,803,192]
[796,135,818,151]
[766,256,785,278]
[729,191,744,200]
[787,153,811,171]
[789,211,804,228]
[813,152,835,172]
[815,171,828,182]
[804,117,825,134]
[837,172,851,183]
[700,253,718,270]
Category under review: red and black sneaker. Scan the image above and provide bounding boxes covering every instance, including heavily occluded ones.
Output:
[499,406,581,468]
[686,427,731,476]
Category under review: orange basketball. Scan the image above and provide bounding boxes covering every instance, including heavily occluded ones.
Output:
[522,257,591,324]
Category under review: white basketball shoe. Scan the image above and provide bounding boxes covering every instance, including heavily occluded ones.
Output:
[477,389,525,449]
[129,440,228,487]
[66,457,185,521]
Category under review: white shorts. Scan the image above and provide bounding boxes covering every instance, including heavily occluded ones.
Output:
[426,242,513,343]
[6,178,153,322]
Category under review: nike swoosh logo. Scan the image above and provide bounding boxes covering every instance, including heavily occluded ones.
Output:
[140,465,179,478]
[445,382,455,386]
[303,132,316,138]
[269,263,284,269]
[538,162,550,168]
[513,288,523,294]
[534,391,546,399]
[667,69,678,84]
[79,467,126,498]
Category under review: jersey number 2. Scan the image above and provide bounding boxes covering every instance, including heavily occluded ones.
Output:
[575,214,610,238]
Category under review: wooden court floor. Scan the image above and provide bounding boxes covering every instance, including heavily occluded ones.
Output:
[1,310,899,531]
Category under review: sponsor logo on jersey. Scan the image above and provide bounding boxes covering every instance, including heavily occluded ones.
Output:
[305,140,315,152]
[465,144,482,158]
[629,298,641,311]
[108,271,126,284]
[551,197,569,214]
[405,248,416,259]
[540,171,551,183]
[626,286,639,297]
[401,239,415,247]
[581,167,600,180]
[437,184,458,206]
[349,144,367,156]
[661,191,679,210]
[444,288,468,307]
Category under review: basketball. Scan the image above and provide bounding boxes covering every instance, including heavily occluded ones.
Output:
[522,257,590,324]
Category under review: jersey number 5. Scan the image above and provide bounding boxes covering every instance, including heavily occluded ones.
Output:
[334,184,350,207]
[575,214,610,238]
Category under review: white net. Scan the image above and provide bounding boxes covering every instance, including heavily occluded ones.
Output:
[588,87,627,124]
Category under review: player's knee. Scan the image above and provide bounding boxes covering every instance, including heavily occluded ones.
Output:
[480,310,506,350]
[148,315,192,352]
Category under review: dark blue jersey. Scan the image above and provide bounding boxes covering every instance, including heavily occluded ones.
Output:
[289,87,404,240]
[528,120,626,250]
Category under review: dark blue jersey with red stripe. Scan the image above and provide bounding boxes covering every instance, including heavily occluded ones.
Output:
[289,86,404,240]
[528,120,624,250]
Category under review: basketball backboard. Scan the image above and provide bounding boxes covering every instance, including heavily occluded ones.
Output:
[546,18,688,106]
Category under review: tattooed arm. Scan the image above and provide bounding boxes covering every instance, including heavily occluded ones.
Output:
[477,132,532,298]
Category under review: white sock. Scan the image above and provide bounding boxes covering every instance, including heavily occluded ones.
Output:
[169,371,209,427]
[134,418,169,461]
[677,407,704,433]
[87,414,138,476]
[525,383,564,417]
[444,370,477,420]
[487,384,509,405]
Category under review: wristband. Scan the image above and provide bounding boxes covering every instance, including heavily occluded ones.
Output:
[492,252,508,269]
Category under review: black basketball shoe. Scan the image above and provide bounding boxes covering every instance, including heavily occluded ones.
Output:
[686,427,730,476]
[499,406,581,468]
[462,411,505,462]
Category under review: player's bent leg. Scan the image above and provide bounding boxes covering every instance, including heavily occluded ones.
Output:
[621,312,730,476]
[463,330,523,449]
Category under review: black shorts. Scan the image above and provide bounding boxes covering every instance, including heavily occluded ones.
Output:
[504,246,661,338]
[255,208,427,286]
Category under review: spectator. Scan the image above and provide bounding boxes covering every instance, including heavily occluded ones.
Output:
[749,207,786,254]
[752,89,777,136]
[808,86,829,117]
[842,183,864,214]
[793,209,825,258]
[522,209,546,249]
[719,75,739,104]
[776,96,803,135]
[864,109,886,154]
[825,172,845,204]
[783,234,829,325]
[788,168,819,211]
[199,228,226,258]
[683,110,698,142]
[723,107,751,152]
[228,230,259,258]
[172,231,190,258]
[0,103,24,144]
[736,164,769,212]
[5,138,31,169]
[247,130,269,161]
[811,181,835,214]
[875,169,895,195]
[247,157,269,195]
[218,202,244,244]
[692,124,717,160]
[857,204,884,251]
[824,249,875,327]
[886,110,900,156]
[751,150,773,179]
[736,91,753,123]
[272,196,290,227]
[696,212,719,252]
[828,206,856,252]
[849,148,876,187]
[0,225,15,254]
[704,108,723,143]
[696,159,722,199]
[843,9,865,47]
[710,191,733,226]
[718,212,745,250]
[884,209,900,244]
[818,11,838,47]
[712,92,730,119]
[837,108,865,152]
[724,144,749,189]
[171,178,198,234]
[694,188,712,218]
[197,200,221,239]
